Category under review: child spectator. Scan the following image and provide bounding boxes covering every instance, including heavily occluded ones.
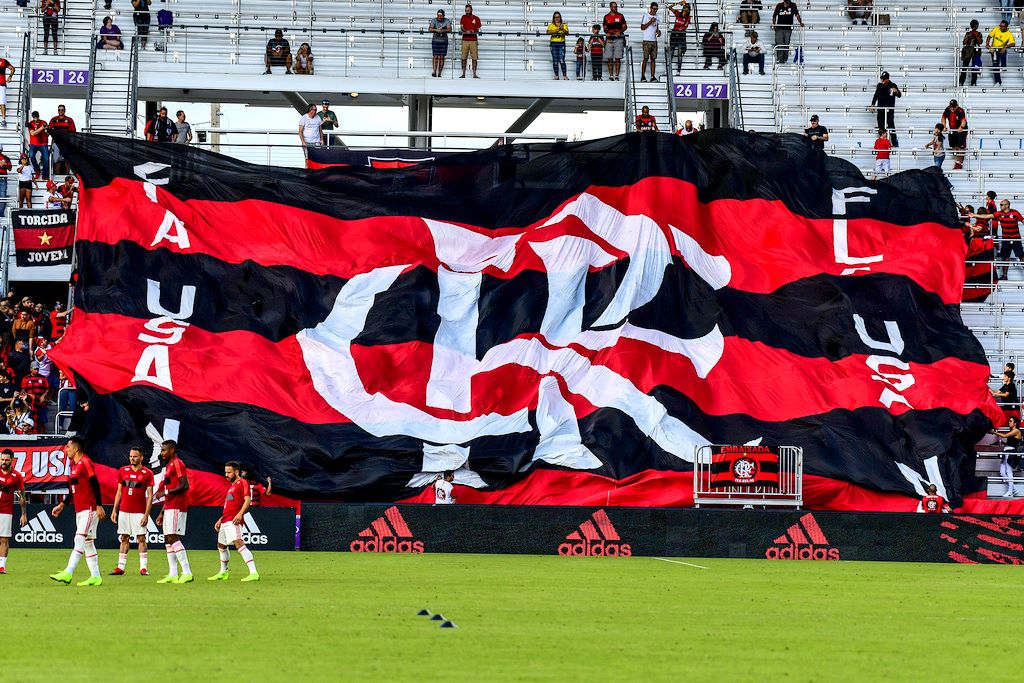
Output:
[588,24,605,81]
[872,129,891,178]
[924,123,945,169]
[574,37,586,80]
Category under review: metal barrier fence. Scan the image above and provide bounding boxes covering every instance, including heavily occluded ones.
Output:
[694,445,803,508]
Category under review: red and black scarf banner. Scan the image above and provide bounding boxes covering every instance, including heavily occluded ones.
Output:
[48,130,1003,510]
[709,446,780,488]
[306,146,457,170]
[11,208,75,266]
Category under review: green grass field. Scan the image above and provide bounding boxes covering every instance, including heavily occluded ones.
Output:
[0,550,1015,682]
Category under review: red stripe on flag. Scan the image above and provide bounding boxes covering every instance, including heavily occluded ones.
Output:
[50,311,1003,427]
[77,176,967,302]
[13,224,74,250]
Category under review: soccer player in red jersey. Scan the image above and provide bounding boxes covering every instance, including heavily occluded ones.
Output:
[154,439,193,583]
[920,484,951,514]
[49,436,106,586]
[241,467,271,507]
[0,448,28,574]
[208,461,260,582]
[110,446,154,575]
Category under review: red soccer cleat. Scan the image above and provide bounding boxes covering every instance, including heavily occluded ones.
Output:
[109,567,125,576]
[0,567,7,574]
[139,568,149,576]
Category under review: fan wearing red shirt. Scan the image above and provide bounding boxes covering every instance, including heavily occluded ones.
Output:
[49,436,106,586]
[26,111,50,180]
[919,484,951,513]
[0,448,28,574]
[973,198,1024,278]
[635,105,659,132]
[154,439,193,583]
[602,1,628,81]
[208,461,260,582]
[48,104,77,175]
[459,4,481,79]
[872,129,891,178]
[110,447,154,576]
[241,467,271,506]
[0,57,15,127]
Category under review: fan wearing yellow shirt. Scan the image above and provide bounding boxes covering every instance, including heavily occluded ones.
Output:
[547,12,570,80]
[986,20,1015,85]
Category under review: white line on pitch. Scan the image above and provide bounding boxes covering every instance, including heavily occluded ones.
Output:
[654,557,708,569]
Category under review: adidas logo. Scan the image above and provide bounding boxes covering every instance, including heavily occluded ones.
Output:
[15,511,64,543]
[349,506,424,553]
[765,513,839,561]
[146,517,164,544]
[241,513,268,545]
[558,509,632,557]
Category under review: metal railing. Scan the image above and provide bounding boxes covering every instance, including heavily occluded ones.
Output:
[624,43,636,131]
[127,34,140,137]
[663,45,678,131]
[694,445,803,508]
[19,32,31,137]
[727,45,742,128]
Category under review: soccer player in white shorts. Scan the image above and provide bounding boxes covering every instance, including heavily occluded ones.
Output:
[208,461,259,582]
[110,447,155,575]
[155,440,194,584]
[0,448,28,574]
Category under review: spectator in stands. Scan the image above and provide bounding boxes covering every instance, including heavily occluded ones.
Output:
[48,104,76,177]
[871,129,891,178]
[985,20,1014,85]
[40,0,60,55]
[603,2,627,81]
[429,9,452,78]
[741,31,766,75]
[639,3,662,82]
[264,29,293,75]
[635,105,659,132]
[43,183,64,210]
[547,12,570,81]
[588,24,606,81]
[6,401,34,436]
[804,114,828,150]
[942,99,968,170]
[15,154,33,208]
[145,107,178,142]
[21,362,48,428]
[924,123,945,169]
[702,22,726,69]
[11,312,33,346]
[668,1,690,75]
[55,175,77,209]
[738,0,761,35]
[1000,0,1014,23]
[298,104,323,148]
[993,370,1019,416]
[27,112,49,180]
[7,340,29,384]
[574,38,586,80]
[847,0,872,26]
[294,43,314,75]
[984,190,999,234]
[677,119,696,135]
[174,111,192,144]
[98,16,123,51]
[0,375,13,416]
[960,20,983,87]
[132,0,152,50]
[771,0,803,65]
[50,301,68,342]
[1000,416,1021,496]
[974,199,1024,278]
[0,145,10,218]
[869,71,901,146]
[318,101,338,147]
[0,56,14,128]
[459,5,481,79]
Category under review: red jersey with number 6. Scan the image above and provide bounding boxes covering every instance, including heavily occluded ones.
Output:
[161,457,189,511]
[221,478,250,523]
[0,469,25,515]
[69,455,97,512]
[118,465,154,514]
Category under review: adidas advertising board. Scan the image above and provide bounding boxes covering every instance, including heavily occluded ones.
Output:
[10,505,295,550]
[301,503,1024,563]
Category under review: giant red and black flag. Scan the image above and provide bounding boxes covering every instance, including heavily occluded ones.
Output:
[49,130,1002,510]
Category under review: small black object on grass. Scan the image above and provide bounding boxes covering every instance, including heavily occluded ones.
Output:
[417,609,432,616]
[440,621,457,628]
[430,614,445,621]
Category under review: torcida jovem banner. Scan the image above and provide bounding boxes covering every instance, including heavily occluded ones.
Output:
[48,130,1004,510]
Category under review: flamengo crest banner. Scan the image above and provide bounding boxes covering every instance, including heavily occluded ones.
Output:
[48,130,1001,510]
[11,208,75,266]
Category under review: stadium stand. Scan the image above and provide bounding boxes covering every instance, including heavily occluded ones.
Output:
[0,0,1022,494]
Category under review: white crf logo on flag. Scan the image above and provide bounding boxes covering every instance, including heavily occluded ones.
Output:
[297,193,731,477]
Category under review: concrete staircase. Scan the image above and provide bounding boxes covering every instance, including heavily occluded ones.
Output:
[735,77,775,131]
[87,37,138,136]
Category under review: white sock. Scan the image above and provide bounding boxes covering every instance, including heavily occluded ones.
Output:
[172,541,191,575]
[237,545,257,574]
[117,553,127,570]
[0,556,7,569]
[65,534,85,574]
[84,540,100,578]
[165,544,178,577]
[219,548,230,572]
[139,551,148,570]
